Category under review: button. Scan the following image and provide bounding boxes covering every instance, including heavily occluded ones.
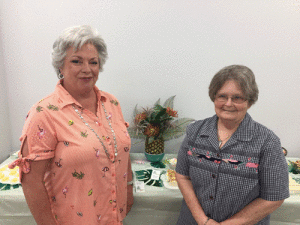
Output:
[217,153,220,157]
[212,174,216,178]
[209,196,214,200]
[112,190,115,194]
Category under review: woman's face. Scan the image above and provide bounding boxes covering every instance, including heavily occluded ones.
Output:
[60,43,100,97]
[214,80,250,125]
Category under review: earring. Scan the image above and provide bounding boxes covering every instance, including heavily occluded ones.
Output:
[58,72,64,79]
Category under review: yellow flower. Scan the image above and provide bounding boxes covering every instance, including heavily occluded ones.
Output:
[0,165,7,171]
[1,176,9,182]
[11,178,19,183]
[68,120,74,126]
[9,170,17,176]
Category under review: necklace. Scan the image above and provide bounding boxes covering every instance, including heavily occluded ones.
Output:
[72,102,118,163]
[218,134,231,147]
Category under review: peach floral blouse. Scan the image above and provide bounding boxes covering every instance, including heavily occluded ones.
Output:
[9,81,133,225]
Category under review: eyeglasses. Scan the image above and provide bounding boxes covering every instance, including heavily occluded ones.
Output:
[215,94,247,104]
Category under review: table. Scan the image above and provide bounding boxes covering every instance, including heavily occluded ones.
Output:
[0,154,300,225]
[0,154,36,224]
[123,154,182,225]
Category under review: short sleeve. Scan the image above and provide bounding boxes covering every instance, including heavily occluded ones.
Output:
[259,134,290,201]
[21,107,57,160]
[175,134,190,176]
[8,107,57,181]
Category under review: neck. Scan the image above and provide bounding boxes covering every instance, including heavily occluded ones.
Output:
[76,91,98,115]
[218,119,241,131]
[217,119,240,147]
[74,90,96,106]
[62,81,96,105]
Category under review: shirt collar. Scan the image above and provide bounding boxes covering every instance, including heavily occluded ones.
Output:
[199,114,218,137]
[233,113,254,142]
[199,113,254,142]
[54,80,107,109]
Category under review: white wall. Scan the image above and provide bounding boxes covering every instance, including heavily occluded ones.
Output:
[0,35,12,162]
[0,0,299,159]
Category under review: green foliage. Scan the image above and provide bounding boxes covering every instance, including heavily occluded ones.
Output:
[128,96,195,142]
[127,127,147,140]
[162,118,195,141]
[163,95,175,108]
[289,160,300,174]
[135,169,164,187]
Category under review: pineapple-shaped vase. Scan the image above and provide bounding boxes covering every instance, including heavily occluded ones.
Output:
[145,137,165,162]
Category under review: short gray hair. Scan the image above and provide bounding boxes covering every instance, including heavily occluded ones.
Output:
[208,65,259,106]
[52,25,108,77]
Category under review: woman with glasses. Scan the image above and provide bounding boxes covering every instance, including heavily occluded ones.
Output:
[175,65,289,225]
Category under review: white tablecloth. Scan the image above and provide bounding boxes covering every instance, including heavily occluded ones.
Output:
[0,154,300,225]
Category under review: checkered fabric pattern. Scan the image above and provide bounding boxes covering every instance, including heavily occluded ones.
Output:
[176,113,290,225]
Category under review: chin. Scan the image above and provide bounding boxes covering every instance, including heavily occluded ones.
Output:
[220,117,236,121]
[218,113,238,121]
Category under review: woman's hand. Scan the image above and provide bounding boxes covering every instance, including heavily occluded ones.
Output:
[206,219,220,225]
[176,172,209,225]
[219,198,284,225]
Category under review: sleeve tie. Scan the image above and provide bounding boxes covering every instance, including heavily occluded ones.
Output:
[8,157,31,174]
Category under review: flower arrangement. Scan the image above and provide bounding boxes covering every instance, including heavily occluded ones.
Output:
[128,96,194,154]
[289,160,300,174]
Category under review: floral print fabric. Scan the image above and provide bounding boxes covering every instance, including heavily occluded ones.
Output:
[9,81,132,224]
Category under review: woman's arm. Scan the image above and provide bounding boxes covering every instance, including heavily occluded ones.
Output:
[220,198,284,225]
[126,156,134,214]
[21,138,57,225]
[221,132,288,225]
[176,173,219,225]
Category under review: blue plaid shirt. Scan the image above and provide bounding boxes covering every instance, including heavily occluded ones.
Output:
[176,113,290,225]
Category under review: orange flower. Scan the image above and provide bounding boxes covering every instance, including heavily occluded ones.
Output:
[134,113,147,124]
[166,107,178,117]
[144,125,160,137]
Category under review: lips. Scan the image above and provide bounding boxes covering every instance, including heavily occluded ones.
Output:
[80,77,93,81]
[222,109,236,112]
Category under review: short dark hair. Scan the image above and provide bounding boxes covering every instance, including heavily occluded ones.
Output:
[209,65,259,106]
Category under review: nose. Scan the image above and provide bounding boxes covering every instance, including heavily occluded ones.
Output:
[224,97,233,106]
[81,61,91,73]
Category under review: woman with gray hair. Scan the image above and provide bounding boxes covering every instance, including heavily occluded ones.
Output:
[9,25,133,224]
[175,65,289,225]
